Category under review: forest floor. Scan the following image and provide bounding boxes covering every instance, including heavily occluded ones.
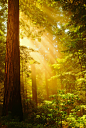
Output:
[0,92,86,128]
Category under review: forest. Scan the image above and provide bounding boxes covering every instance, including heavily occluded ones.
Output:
[0,0,86,128]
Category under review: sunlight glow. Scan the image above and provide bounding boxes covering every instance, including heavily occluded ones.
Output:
[19,1,70,92]
[57,24,61,29]
[65,29,69,33]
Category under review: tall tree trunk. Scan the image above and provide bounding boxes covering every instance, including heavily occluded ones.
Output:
[45,69,49,100]
[31,64,37,106]
[2,0,23,120]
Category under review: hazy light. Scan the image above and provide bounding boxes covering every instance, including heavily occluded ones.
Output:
[27,46,29,48]
[54,45,57,48]
[65,29,69,33]
[35,39,38,41]
[60,14,63,17]
[53,36,56,40]
[0,6,2,10]
[20,4,60,78]
[35,48,39,51]
[43,37,45,40]
[57,22,61,28]
[57,24,61,28]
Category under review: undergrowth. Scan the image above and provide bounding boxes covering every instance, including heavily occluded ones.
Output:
[0,90,86,128]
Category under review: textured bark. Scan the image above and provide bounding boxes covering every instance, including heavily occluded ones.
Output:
[2,0,23,120]
[31,64,37,106]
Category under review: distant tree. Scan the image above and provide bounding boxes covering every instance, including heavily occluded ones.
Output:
[45,69,49,100]
[0,0,7,82]
[31,64,37,106]
[2,0,23,120]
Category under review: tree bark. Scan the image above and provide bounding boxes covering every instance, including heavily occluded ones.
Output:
[31,64,37,106]
[2,0,23,121]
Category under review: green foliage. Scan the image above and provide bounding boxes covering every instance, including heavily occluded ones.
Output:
[23,91,85,127]
[19,99,63,127]
[0,115,33,128]
[67,114,86,128]
[50,90,86,127]
[52,0,86,96]
[0,90,86,128]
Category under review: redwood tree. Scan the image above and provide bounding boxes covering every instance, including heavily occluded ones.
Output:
[2,0,23,120]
